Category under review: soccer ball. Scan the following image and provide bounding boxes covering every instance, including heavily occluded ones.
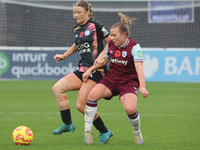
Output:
[12,126,33,146]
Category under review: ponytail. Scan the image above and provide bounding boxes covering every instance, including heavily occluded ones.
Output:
[111,12,137,36]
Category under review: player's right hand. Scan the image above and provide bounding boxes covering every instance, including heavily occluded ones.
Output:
[54,54,65,63]
[94,55,105,66]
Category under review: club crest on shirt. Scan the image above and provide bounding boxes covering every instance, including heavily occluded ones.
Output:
[122,51,127,58]
[84,30,90,36]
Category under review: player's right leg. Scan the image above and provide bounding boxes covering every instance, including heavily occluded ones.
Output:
[52,72,82,135]
[77,77,109,139]
[85,83,113,144]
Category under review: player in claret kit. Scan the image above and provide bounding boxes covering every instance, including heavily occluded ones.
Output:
[52,0,112,144]
[83,12,149,145]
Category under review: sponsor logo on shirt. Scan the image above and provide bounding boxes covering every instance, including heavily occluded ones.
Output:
[77,42,91,55]
[101,27,109,37]
[137,50,143,57]
[111,58,128,65]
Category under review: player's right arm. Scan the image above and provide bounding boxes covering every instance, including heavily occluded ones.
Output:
[94,36,111,65]
[82,58,109,82]
[83,44,110,82]
[54,43,78,63]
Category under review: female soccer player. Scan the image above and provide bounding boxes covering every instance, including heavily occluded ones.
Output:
[83,12,149,145]
[52,0,112,144]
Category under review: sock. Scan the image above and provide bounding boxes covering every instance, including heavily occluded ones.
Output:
[85,99,97,132]
[128,111,141,133]
[61,109,72,125]
[93,116,108,133]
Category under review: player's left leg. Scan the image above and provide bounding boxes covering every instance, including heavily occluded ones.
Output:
[52,73,81,135]
[120,93,143,144]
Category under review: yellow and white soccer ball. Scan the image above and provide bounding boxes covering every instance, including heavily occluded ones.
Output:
[12,126,33,146]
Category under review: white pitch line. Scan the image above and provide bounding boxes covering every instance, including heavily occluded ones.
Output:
[101,113,194,117]
[0,112,198,118]
[0,112,59,115]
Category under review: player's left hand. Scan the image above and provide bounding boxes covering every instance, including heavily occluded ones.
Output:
[140,87,149,98]
[82,70,90,82]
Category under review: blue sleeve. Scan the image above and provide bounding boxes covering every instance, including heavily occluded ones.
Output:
[104,44,110,59]
[131,44,143,62]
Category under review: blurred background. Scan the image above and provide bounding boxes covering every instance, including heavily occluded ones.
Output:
[0,0,199,81]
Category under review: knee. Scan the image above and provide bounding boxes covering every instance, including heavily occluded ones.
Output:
[87,90,97,100]
[52,86,55,94]
[52,84,58,96]
[125,107,137,116]
[76,102,85,114]
[52,83,65,96]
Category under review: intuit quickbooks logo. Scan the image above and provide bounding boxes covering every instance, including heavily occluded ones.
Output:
[0,52,10,75]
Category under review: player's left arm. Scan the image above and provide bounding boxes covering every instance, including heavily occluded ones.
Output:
[132,44,149,98]
[135,62,149,98]
[94,22,111,65]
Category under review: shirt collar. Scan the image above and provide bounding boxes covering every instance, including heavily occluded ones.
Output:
[118,38,130,49]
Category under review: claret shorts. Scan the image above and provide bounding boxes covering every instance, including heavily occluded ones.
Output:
[99,77,138,100]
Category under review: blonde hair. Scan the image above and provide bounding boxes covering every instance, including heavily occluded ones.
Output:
[111,12,137,36]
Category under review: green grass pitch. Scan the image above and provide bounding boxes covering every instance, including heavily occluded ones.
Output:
[0,81,200,150]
